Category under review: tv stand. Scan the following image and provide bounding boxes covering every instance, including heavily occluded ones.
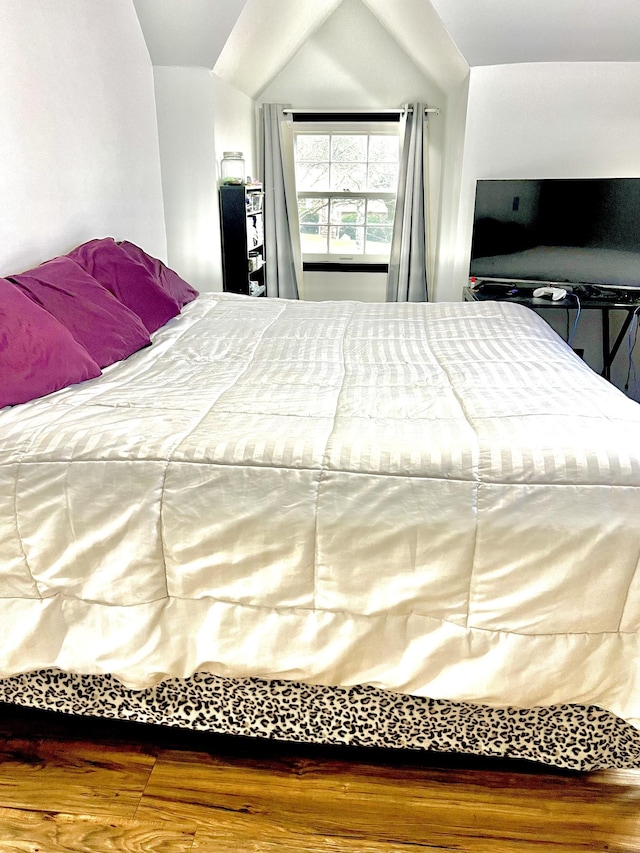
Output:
[463,285,640,381]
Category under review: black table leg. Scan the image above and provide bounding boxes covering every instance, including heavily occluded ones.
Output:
[601,309,634,380]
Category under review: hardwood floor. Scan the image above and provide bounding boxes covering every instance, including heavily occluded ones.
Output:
[0,703,637,852]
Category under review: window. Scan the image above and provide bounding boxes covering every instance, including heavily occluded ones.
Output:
[293,121,400,267]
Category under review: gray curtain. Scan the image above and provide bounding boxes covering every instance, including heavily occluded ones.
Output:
[261,104,301,299]
[386,104,429,302]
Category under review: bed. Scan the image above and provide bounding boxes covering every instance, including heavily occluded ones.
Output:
[1,238,639,772]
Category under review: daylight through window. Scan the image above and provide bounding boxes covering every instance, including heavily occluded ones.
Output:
[293,124,400,265]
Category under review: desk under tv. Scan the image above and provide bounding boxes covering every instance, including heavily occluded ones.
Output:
[463,284,640,381]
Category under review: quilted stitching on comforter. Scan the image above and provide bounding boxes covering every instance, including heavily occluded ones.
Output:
[0,294,638,727]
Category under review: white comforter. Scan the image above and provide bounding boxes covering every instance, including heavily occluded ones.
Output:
[1,294,639,726]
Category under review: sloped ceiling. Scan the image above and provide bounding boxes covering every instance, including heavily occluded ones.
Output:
[213,0,346,97]
[134,0,640,97]
[429,0,640,66]
[132,0,247,68]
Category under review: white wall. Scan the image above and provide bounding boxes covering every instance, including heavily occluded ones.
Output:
[0,0,166,278]
[430,74,469,303]
[453,62,640,295]
[258,0,446,302]
[447,62,640,397]
[304,271,386,302]
[153,67,256,292]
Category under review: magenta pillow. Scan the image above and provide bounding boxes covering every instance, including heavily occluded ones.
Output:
[0,278,101,408]
[118,241,198,307]
[66,238,180,334]
[8,256,151,368]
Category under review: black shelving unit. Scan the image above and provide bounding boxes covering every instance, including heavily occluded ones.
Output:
[219,183,266,296]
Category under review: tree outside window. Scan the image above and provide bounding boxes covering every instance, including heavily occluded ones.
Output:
[294,128,400,263]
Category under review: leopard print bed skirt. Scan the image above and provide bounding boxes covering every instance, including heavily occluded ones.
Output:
[0,669,638,772]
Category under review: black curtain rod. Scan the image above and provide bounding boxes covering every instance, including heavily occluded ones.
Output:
[282,107,440,122]
[290,111,401,123]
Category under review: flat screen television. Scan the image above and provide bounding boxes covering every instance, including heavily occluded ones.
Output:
[469,178,640,291]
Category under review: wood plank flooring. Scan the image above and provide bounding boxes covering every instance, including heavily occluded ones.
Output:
[0,702,637,852]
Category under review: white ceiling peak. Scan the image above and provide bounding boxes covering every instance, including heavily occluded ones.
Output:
[133,0,640,99]
[213,0,345,98]
[360,0,468,90]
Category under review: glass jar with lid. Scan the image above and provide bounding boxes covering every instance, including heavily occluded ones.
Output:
[220,151,245,184]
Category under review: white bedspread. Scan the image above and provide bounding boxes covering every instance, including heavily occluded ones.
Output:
[1,294,639,726]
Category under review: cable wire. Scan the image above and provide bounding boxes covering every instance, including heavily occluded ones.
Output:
[566,293,581,349]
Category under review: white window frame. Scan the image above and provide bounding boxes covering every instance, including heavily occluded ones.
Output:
[293,120,401,267]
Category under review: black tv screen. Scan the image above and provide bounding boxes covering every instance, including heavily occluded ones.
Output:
[469,178,640,290]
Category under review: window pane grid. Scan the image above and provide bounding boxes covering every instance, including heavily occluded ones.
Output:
[295,129,399,259]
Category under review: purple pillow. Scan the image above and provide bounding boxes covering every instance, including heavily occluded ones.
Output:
[67,238,180,334]
[9,256,151,368]
[0,278,101,408]
[118,241,198,307]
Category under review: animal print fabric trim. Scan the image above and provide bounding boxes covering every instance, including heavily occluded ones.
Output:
[0,670,638,771]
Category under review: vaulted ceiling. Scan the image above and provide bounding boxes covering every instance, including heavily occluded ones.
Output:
[133,0,640,97]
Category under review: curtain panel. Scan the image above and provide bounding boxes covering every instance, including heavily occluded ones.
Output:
[387,104,430,302]
[261,104,301,300]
